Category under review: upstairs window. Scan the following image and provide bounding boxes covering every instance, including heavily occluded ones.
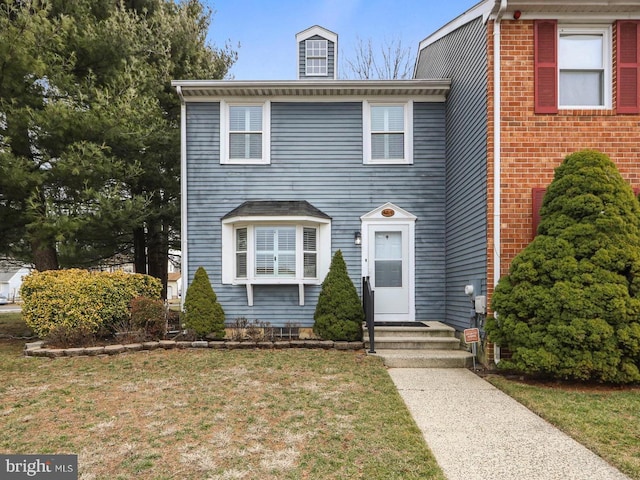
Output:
[363,101,413,164]
[558,27,610,108]
[534,21,614,112]
[305,39,328,76]
[220,101,271,164]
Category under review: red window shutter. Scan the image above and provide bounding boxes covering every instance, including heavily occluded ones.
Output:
[617,21,640,114]
[534,20,558,114]
[532,188,547,239]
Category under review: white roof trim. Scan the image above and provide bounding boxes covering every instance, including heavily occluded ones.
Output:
[418,0,495,52]
[171,79,450,100]
[296,25,338,44]
[360,202,417,221]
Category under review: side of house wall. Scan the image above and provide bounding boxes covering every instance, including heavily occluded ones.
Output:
[415,17,489,332]
[488,19,640,295]
[185,101,447,326]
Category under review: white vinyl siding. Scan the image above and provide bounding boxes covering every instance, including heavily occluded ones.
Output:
[558,26,611,109]
[363,101,413,164]
[220,101,271,164]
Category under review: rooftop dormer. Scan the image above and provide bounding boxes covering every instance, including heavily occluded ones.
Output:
[296,26,338,80]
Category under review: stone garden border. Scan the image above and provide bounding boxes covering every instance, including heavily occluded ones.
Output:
[24,340,365,358]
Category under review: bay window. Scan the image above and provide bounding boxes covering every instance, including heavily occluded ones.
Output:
[221,201,331,306]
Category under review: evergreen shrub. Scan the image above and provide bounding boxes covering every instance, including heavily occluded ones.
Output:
[21,269,162,338]
[183,267,225,339]
[487,150,640,383]
[313,250,364,341]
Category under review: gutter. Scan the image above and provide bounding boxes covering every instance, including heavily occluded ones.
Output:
[176,85,188,311]
[492,0,507,364]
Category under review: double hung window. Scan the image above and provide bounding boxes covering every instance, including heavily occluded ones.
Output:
[363,101,413,164]
[305,39,328,76]
[533,21,640,113]
[221,101,271,164]
[558,27,610,108]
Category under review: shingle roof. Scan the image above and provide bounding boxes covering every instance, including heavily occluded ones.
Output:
[222,200,331,220]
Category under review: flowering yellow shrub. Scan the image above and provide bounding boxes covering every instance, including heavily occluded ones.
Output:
[21,269,162,338]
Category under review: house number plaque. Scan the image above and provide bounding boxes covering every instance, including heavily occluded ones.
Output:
[381,208,395,217]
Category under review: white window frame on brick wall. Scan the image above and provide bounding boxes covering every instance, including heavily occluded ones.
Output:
[363,100,413,165]
[558,25,612,109]
[221,217,331,306]
[220,100,271,164]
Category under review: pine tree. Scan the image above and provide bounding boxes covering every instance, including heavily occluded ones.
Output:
[183,267,225,339]
[488,150,640,383]
[0,0,237,281]
[313,250,364,341]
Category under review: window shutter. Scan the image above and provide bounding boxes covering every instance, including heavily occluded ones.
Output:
[532,188,547,239]
[617,21,640,114]
[534,20,558,114]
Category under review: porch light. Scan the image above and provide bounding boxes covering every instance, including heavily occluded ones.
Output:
[354,231,362,246]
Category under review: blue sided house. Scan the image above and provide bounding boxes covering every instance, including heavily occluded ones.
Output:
[173,25,483,333]
[176,0,640,363]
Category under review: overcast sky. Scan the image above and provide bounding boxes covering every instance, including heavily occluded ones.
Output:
[203,0,481,80]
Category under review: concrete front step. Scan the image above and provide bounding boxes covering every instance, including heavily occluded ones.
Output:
[364,321,457,338]
[364,336,461,350]
[369,349,474,368]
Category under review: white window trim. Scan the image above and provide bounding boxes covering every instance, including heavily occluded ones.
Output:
[558,25,612,110]
[220,100,271,164]
[363,100,413,165]
[221,217,331,306]
[305,39,328,76]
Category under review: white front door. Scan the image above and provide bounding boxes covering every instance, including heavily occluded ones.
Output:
[368,224,412,321]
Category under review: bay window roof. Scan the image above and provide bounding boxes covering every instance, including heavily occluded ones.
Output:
[222,200,331,221]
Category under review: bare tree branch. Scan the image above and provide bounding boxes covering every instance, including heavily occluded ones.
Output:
[342,36,413,80]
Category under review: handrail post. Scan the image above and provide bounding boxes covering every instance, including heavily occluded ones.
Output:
[363,276,375,353]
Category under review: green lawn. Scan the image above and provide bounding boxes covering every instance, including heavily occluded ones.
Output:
[3,312,640,479]
[0,312,32,337]
[487,375,640,479]
[0,337,445,480]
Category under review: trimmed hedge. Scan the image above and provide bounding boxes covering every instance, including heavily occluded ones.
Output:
[21,269,162,338]
[488,150,640,383]
[313,250,364,341]
[183,267,225,339]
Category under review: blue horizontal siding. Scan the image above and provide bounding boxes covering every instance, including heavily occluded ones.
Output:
[185,101,446,326]
[415,16,488,331]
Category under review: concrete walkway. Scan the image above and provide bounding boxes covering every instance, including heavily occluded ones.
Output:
[388,368,631,480]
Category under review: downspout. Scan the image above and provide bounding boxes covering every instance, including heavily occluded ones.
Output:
[493,0,507,364]
[176,85,188,311]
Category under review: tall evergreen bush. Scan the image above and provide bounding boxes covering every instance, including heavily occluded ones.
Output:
[313,250,364,341]
[183,267,225,339]
[487,150,640,383]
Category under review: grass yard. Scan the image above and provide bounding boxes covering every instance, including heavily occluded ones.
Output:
[0,339,445,480]
[0,312,33,337]
[487,375,640,480]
